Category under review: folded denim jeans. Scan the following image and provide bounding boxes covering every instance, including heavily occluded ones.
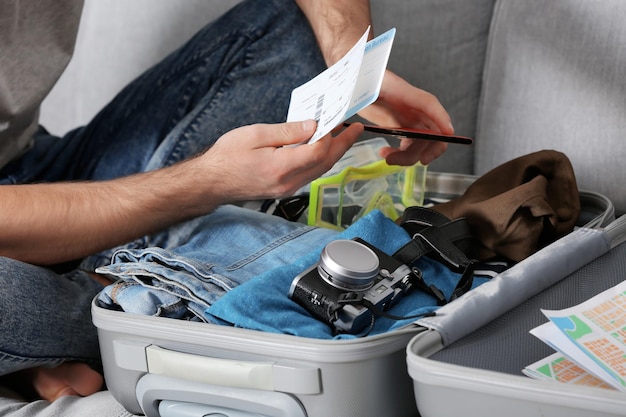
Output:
[96,205,338,320]
[96,206,490,339]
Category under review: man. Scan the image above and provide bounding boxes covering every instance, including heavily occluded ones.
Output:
[0,0,453,412]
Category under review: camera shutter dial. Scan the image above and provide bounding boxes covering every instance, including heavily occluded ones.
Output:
[317,239,380,291]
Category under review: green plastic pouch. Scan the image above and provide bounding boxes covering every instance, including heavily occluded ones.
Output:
[308,158,427,230]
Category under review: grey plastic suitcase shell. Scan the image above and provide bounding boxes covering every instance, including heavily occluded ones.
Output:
[93,307,421,417]
[92,171,616,417]
[407,214,626,417]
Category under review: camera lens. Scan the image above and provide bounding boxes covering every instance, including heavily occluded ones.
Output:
[317,239,379,291]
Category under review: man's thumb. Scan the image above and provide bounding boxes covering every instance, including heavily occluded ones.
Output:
[280,119,317,146]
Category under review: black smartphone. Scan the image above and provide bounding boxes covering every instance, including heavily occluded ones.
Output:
[344,122,473,145]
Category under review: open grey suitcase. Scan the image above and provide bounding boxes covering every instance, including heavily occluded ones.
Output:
[92,171,617,417]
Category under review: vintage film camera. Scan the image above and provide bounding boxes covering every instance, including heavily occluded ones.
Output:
[289,238,420,334]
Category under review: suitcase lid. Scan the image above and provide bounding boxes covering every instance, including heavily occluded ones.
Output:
[412,222,613,346]
[406,216,626,417]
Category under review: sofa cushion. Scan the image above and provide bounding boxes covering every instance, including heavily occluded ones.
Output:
[476,0,626,213]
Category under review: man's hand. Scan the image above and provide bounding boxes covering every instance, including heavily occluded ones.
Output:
[294,1,453,167]
[197,120,363,202]
[358,70,454,166]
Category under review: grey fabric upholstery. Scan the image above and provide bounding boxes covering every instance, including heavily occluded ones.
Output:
[476,0,626,213]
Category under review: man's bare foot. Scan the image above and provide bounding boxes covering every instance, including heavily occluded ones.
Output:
[31,362,104,402]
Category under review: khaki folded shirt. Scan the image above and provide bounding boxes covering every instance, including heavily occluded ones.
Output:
[433,149,580,262]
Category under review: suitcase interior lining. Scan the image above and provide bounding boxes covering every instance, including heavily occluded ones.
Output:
[428,242,626,376]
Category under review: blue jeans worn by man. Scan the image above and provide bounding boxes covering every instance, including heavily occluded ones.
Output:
[0,0,326,378]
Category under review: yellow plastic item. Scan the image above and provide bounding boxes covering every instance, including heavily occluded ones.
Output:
[308,159,427,230]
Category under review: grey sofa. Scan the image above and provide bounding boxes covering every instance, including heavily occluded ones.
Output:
[40,0,626,214]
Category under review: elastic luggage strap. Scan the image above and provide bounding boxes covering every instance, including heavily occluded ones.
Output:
[394,207,478,304]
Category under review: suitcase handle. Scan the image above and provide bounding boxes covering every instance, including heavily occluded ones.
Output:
[145,345,321,394]
[136,375,308,417]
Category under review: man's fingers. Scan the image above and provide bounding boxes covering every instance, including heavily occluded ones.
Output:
[253,120,318,147]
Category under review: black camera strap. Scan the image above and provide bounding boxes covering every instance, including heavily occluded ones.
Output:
[351,300,438,337]
[362,300,437,321]
[393,207,478,304]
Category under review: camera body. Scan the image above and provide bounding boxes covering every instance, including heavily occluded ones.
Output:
[289,238,419,334]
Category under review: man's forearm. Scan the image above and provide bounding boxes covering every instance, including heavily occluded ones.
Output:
[295,0,372,65]
[0,118,360,267]
[0,159,222,266]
